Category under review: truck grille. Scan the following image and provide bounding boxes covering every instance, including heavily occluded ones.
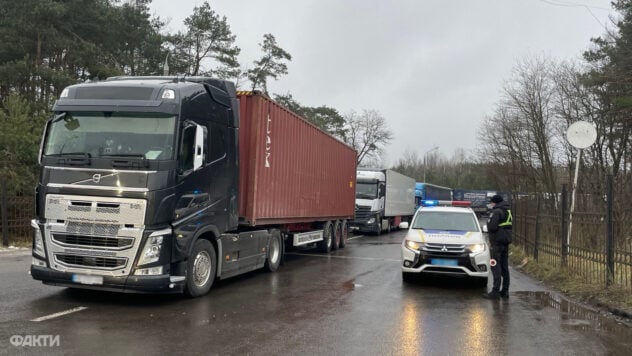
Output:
[44,194,147,276]
[67,222,120,236]
[55,254,127,269]
[354,206,372,220]
[53,234,133,248]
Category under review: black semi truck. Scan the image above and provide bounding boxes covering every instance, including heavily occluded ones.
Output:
[30,76,356,297]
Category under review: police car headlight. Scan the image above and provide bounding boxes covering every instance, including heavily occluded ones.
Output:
[405,240,422,251]
[467,243,486,254]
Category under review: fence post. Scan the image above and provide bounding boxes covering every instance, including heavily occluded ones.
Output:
[523,197,529,255]
[1,183,8,247]
[606,174,614,287]
[534,195,540,261]
[561,184,568,267]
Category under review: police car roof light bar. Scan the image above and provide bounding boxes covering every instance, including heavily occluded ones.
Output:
[421,200,471,207]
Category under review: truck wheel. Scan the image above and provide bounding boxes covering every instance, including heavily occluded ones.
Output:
[332,220,342,250]
[339,220,348,248]
[385,219,391,233]
[184,239,217,298]
[318,221,333,253]
[375,215,382,236]
[264,230,282,272]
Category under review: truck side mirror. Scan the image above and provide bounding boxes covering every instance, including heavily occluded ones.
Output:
[193,123,204,171]
[39,119,52,165]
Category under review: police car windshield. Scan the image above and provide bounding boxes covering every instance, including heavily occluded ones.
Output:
[412,211,478,232]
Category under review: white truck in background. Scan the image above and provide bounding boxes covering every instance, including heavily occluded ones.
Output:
[350,168,416,235]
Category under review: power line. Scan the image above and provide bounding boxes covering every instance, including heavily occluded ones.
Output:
[537,0,610,30]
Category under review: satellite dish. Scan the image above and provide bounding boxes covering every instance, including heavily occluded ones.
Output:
[566,121,597,149]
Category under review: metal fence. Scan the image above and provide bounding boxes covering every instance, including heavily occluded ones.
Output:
[0,184,34,247]
[512,175,632,290]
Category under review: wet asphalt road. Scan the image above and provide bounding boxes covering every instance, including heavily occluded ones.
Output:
[1,230,632,355]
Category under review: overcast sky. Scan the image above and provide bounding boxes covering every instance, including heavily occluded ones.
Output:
[150,0,614,166]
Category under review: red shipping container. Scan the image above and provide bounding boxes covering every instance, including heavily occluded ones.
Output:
[237,92,356,226]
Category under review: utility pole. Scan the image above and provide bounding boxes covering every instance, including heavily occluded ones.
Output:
[423,146,439,182]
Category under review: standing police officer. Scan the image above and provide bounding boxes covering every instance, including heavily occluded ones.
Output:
[483,194,512,300]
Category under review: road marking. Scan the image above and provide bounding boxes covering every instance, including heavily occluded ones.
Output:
[348,235,364,240]
[31,306,88,322]
[287,252,399,262]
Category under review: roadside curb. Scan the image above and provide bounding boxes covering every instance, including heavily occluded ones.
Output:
[593,300,632,320]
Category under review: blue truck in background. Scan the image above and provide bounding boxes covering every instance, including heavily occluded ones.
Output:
[415,183,453,210]
[452,189,512,216]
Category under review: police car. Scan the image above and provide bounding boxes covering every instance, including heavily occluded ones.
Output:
[401,200,490,287]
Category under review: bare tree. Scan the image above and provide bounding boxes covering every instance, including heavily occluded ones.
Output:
[344,109,393,166]
[478,56,561,194]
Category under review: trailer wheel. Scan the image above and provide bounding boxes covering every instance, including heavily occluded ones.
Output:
[318,221,333,253]
[264,229,282,272]
[184,239,217,298]
[332,220,342,250]
[339,220,348,248]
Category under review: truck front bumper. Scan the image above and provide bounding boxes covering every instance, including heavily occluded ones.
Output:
[348,219,379,233]
[31,265,185,294]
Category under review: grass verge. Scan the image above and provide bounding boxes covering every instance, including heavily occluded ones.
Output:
[509,245,632,317]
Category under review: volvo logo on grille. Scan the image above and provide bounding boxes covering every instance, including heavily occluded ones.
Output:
[92,174,101,183]
[441,245,448,252]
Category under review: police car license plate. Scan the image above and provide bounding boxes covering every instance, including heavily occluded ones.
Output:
[72,274,103,285]
[430,258,458,266]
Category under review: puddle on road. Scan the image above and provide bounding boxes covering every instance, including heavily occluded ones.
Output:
[517,291,632,333]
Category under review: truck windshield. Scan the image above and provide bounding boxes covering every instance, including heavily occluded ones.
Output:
[412,211,478,232]
[356,182,378,199]
[43,112,177,160]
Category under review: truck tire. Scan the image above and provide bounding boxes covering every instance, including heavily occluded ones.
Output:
[375,215,382,236]
[264,229,282,272]
[184,239,217,298]
[318,221,333,253]
[385,219,391,233]
[339,220,348,248]
[332,220,342,250]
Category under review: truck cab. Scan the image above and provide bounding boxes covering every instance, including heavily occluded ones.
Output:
[350,168,415,235]
[31,76,241,296]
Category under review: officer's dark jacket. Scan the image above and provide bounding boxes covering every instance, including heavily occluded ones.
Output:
[487,201,512,247]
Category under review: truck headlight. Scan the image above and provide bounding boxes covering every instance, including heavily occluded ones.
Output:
[31,220,45,258]
[134,266,164,276]
[467,243,486,254]
[368,217,375,224]
[138,228,170,266]
[405,240,422,251]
